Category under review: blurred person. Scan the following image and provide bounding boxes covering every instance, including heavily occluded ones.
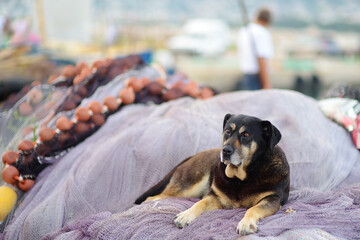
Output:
[0,16,11,46]
[8,18,41,47]
[10,18,30,46]
[237,8,273,90]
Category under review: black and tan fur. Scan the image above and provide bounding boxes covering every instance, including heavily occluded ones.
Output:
[135,114,290,235]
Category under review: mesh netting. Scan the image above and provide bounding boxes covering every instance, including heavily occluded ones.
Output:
[0,65,162,186]
[43,184,360,239]
[0,85,69,153]
[1,89,360,239]
[324,83,360,101]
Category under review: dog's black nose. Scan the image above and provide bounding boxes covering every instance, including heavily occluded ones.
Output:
[222,146,233,156]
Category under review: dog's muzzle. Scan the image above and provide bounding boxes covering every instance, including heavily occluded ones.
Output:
[221,146,233,164]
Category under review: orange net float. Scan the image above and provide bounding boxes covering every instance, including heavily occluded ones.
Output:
[62,100,77,111]
[200,87,214,100]
[76,86,88,98]
[56,116,73,131]
[91,114,106,127]
[74,122,91,134]
[18,179,35,192]
[171,80,187,92]
[88,101,103,115]
[75,62,88,75]
[18,102,33,116]
[61,65,76,78]
[103,96,119,112]
[184,82,200,98]
[162,88,185,102]
[91,60,105,70]
[1,151,17,165]
[126,77,143,93]
[118,88,135,105]
[70,94,82,105]
[57,132,71,145]
[75,107,91,122]
[80,67,92,78]
[140,77,151,86]
[27,88,43,105]
[18,140,35,152]
[1,165,19,185]
[39,127,56,142]
[147,82,164,96]
[73,75,86,85]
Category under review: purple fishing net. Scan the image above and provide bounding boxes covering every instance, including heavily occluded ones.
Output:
[1,89,360,239]
[44,183,360,239]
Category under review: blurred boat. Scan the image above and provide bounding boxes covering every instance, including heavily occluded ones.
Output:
[167,18,230,57]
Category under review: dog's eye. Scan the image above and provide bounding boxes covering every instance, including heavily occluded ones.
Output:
[243,132,250,138]
[224,129,231,135]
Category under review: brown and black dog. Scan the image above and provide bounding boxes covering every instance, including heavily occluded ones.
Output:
[135,114,290,235]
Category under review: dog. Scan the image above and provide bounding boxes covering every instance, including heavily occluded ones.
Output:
[135,114,290,235]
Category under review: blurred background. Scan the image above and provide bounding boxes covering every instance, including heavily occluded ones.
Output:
[0,0,359,101]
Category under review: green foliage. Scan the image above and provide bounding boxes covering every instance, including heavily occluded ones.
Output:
[33,125,37,142]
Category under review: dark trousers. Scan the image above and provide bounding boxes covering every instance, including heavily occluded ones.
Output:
[242,74,261,90]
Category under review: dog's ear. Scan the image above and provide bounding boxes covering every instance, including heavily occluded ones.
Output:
[262,121,281,150]
[223,113,233,129]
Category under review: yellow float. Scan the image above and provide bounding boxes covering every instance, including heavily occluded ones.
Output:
[0,185,17,221]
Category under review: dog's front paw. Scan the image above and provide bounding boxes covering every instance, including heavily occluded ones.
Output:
[174,208,196,229]
[236,217,258,235]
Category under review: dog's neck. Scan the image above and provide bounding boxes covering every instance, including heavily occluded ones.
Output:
[225,163,247,181]
[224,150,272,181]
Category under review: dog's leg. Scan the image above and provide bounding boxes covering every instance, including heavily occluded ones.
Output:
[236,195,281,235]
[145,194,170,202]
[145,172,211,203]
[174,194,221,228]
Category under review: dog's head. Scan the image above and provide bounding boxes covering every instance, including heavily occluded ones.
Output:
[220,114,281,167]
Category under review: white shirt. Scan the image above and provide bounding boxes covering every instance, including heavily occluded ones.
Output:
[237,23,274,74]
